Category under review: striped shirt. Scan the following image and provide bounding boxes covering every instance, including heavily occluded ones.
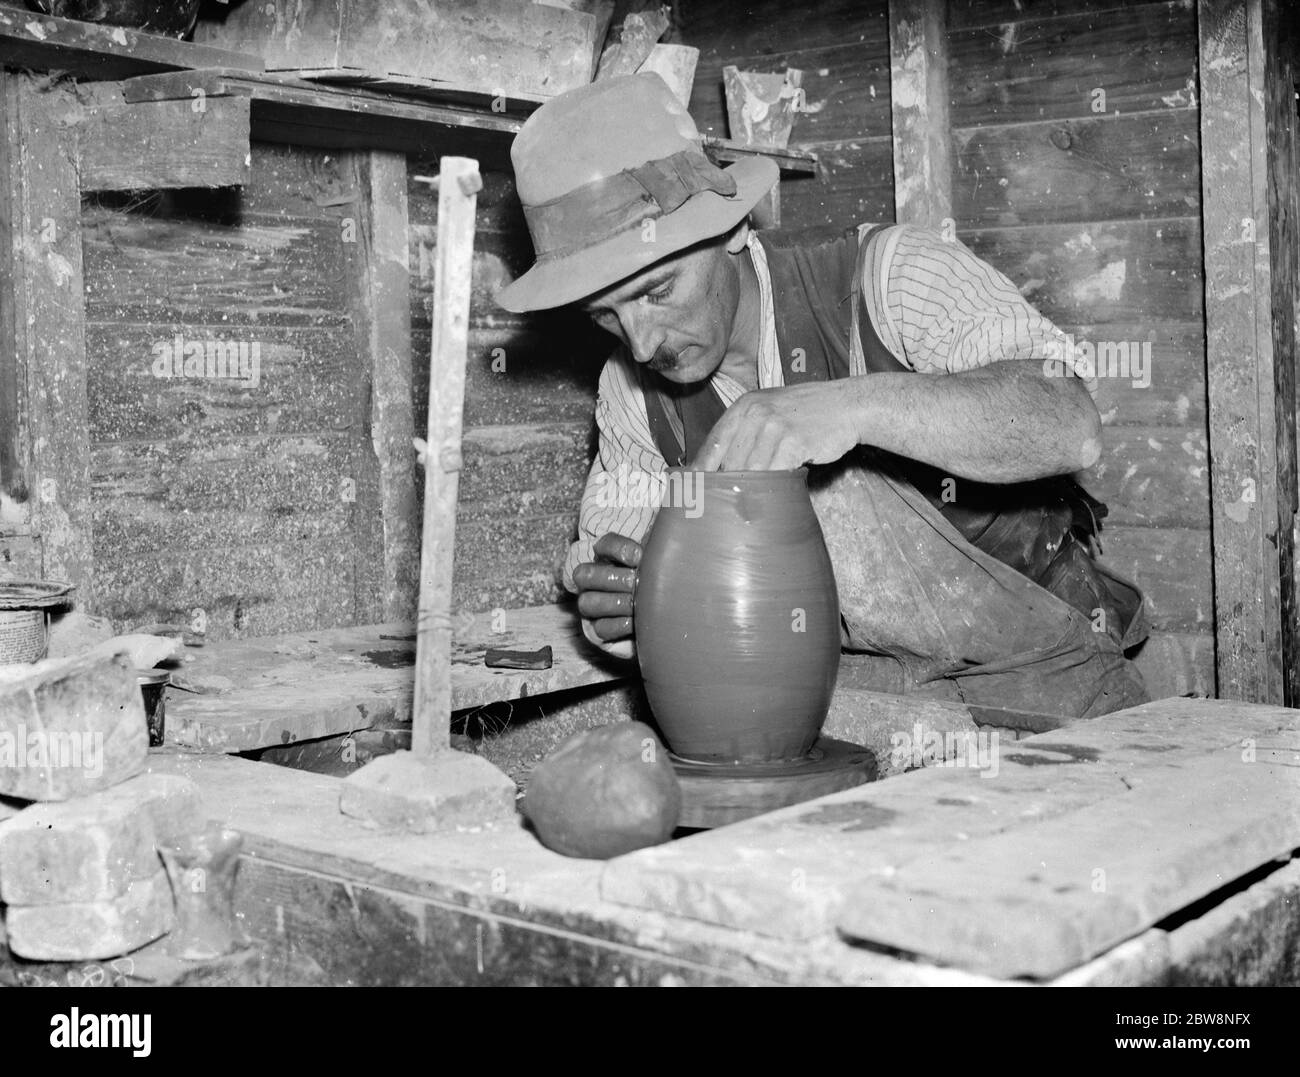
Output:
[561,223,1086,592]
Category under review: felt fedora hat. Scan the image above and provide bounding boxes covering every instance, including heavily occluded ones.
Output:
[495,72,779,313]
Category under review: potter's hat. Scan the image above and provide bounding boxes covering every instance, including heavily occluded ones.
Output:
[495,73,779,312]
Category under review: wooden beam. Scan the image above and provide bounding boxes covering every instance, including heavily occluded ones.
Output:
[413,158,480,758]
[888,0,953,227]
[1197,0,1292,702]
[0,6,261,81]
[0,74,92,600]
[343,151,421,624]
[78,96,251,191]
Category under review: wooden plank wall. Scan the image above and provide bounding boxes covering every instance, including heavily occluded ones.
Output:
[680,0,896,234]
[948,0,1213,697]
[406,165,607,614]
[82,144,380,639]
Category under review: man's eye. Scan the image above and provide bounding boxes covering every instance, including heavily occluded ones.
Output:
[647,284,672,303]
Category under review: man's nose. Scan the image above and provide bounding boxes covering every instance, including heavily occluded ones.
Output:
[620,308,662,365]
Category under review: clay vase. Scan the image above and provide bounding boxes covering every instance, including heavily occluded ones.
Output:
[634,468,840,763]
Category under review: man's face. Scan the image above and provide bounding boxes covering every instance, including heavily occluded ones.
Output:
[579,233,740,385]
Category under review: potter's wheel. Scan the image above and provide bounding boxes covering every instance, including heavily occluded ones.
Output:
[670,737,874,829]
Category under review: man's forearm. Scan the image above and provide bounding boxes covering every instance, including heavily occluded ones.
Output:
[849,360,1102,483]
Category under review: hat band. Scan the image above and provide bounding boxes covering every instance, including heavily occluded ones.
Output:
[523,149,738,261]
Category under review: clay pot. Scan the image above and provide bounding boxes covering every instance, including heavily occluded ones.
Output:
[634,468,840,763]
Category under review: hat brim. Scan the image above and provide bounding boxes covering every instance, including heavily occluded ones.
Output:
[495,156,779,313]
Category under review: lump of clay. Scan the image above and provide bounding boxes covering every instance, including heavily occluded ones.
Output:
[523,722,681,859]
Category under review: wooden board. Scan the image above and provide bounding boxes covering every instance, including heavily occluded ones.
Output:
[1083,424,1210,529]
[1101,526,1213,632]
[953,111,1201,230]
[116,68,521,164]
[78,96,251,192]
[162,604,626,753]
[1197,0,1288,702]
[948,1,1198,127]
[961,217,1203,325]
[776,137,895,230]
[889,0,952,228]
[194,0,598,99]
[0,74,92,600]
[0,5,261,81]
[600,697,1300,970]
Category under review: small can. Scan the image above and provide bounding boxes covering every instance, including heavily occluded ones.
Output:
[137,670,170,747]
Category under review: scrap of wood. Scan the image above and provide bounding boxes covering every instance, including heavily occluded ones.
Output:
[412,157,479,758]
[595,4,670,80]
[78,96,251,191]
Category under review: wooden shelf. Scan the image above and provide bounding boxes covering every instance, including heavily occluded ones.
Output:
[0,4,261,80]
[117,66,526,163]
[702,136,818,176]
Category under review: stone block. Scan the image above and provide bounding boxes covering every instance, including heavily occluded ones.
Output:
[339,750,517,833]
[4,869,175,961]
[0,651,147,801]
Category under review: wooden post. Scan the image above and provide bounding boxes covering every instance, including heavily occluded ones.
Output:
[0,74,93,601]
[412,157,480,758]
[888,0,953,228]
[344,150,421,625]
[1197,0,1294,703]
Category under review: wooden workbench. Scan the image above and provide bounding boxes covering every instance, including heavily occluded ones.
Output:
[97,695,1300,986]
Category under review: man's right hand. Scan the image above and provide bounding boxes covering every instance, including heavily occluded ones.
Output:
[572,532,642,657]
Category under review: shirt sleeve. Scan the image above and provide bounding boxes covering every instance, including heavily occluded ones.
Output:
[560,349,667,593]
[866,224,1096,394]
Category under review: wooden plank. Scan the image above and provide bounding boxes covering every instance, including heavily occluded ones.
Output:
[888,0,952,228]
[194,0,598,99]
[343,151,419,626]
[949,0,1182,29]
[93,543,355,640]
[679,0,889,62]
[77,96,250,192]
[161,606,625,752]
[953,111,1201,229]
[948,2,1198,127]
[1101,526,1213,632]
[85,324,358,443]
[835,724,1300,978]
[601,697,1300,957]
[0,74,92,600]
[0,6,262,81]
[1197,0,1286,702]
[81,203,350,328]
[961,217,1203,324]
[413,158,479,758]
[116,68,521,164]
[1084,424,1210,528]
[700,137,818,175]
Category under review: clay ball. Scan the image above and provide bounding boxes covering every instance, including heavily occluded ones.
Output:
[523,722,681,859]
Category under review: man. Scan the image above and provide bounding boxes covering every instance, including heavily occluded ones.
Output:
[495,73,1149,720]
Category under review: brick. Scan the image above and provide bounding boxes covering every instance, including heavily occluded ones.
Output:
[0,794,159,905]
[0,651,147,801]
[339,751,517,833]
[4,869,175,961]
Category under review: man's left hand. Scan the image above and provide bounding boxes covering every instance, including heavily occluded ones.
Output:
[693,383,861,471]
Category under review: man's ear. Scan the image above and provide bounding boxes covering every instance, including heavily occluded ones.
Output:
[725,220,750,254]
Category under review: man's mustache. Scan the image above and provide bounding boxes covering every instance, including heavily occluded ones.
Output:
[648,345,680,372]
